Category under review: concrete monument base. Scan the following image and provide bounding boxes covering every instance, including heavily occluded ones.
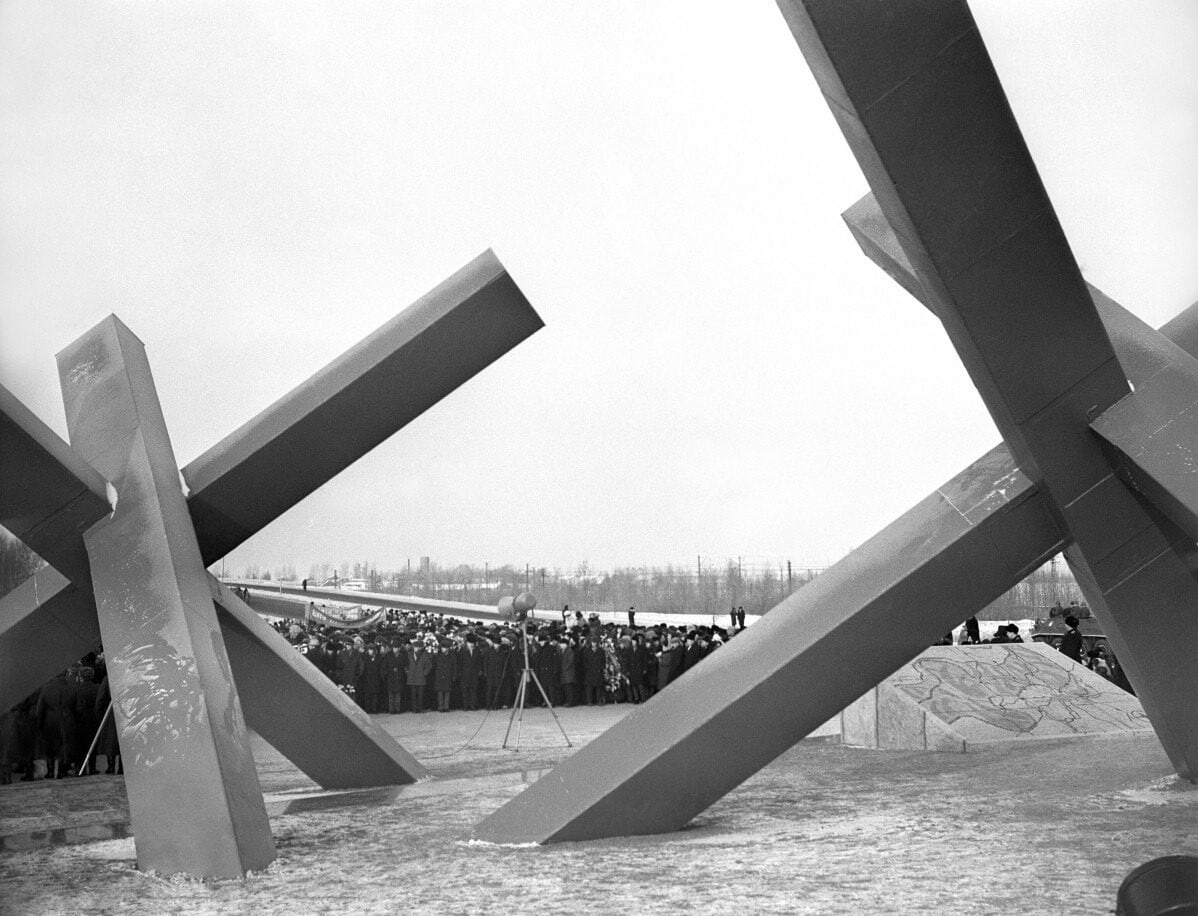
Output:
[840,644,1152,753]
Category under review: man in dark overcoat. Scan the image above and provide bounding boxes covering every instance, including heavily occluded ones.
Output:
[405,640,433,712]
[581,637,606,705]
[534,635,561,706]
[384,642,407,713]
[458,634,484,711]
[483,638,513,709]
[559,637,578,707]
[362,644,384,713]
[335,640,365,702]
[36,670,77,778]
[72,667,100,775]
[1059,615,1084,663]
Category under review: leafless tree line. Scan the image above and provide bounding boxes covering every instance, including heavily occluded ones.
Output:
[240,554,1084,621]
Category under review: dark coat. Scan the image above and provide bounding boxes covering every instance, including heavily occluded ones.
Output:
[657,647,679,691]
[362,653,385,695]
[406,648,433,686]
[336,648,364,688]
[483,643,512,687]
[458,644,484,685]
[305,645,328,678]
[432,650,457,692]
[383,651,407,692]
[581,641,606,688]
[629,643,649,684]
[36,676,77,757]
[559,645,577,685]
[534,642,560,686]
[1059,628,1084,663]
[617,643,635,682]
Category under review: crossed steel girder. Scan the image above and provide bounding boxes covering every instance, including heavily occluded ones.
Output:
[472,1,1198,844]
[0,250,542,876]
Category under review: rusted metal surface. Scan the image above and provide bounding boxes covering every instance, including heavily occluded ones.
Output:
[59,315,275,878]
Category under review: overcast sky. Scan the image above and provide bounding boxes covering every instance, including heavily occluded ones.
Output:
[2,1,1195,577]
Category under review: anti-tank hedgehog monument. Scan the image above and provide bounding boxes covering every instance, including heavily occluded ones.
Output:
[0,252,542,877]
[472,0,1198,844]
[2,0,1195,885]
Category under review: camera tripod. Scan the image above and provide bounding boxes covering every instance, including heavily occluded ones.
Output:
[503,616,573,751]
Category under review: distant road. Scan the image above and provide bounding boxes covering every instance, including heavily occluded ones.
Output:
[222,579,760,630]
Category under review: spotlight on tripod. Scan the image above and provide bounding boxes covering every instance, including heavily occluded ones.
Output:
[496,592,572,750]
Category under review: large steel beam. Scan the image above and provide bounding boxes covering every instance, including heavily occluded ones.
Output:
[209,576,428,787]
[844,193,1198,395]
[59,315,274,878]
[183,249,543,565]
[473,445,1065,843]
[849,187,1198,548]
[475,2,1198,845]
[783,0,1198,779]
[0,383,111,584]
[846,191,1198,774]
[2,251,540,812]
[1090,351,1198,546]
[0,568,98,710]
[2,250,541,876]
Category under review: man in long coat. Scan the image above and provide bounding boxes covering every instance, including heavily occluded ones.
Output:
[534,636,561,706]
[36,670,77,779]
[483,638,513,709]
[362,645,385,713]
[405,641,433,712]
[458,634,484,711]
[432,643,457,712]
[559,637,578,707]
[73,667,100,775]
[581,637,606,705]
[335,640,365,702]
[383,642,407,713]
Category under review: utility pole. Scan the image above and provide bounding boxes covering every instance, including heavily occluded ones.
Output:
[787,560,792,592]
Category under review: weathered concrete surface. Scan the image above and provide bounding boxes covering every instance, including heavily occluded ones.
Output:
[59,315,275,878]
[782,0,1198,782]
[841,644,1151,752]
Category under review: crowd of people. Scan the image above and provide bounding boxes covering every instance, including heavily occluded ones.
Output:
[3,596,1139,783]
[0,655,119,783]
[275,603,739,715]
[936,610,1134,693]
